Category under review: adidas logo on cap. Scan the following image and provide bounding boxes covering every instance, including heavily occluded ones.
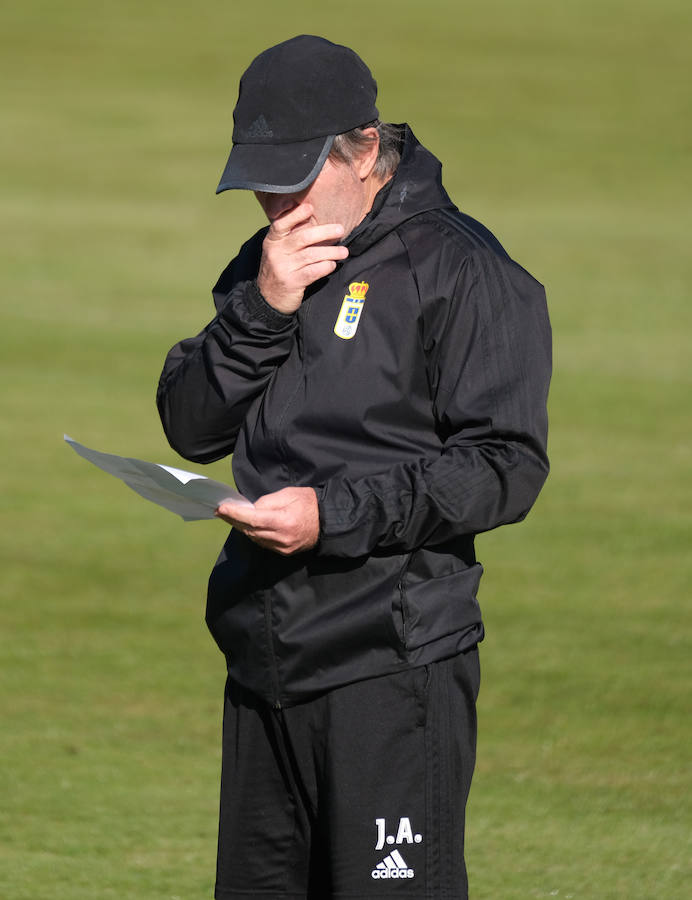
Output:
[371,849,415,880]
[246,114,273,139]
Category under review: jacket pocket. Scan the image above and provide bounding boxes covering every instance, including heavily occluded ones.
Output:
[397,549,483,651]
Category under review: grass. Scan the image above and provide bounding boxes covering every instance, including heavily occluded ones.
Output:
[1,1,690,897]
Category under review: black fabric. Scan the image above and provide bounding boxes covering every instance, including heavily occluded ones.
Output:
[215,649,480,900]
[157,126,551,706]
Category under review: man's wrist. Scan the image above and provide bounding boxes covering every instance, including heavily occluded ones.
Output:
[255,275,303,316]
[244,279,297,327]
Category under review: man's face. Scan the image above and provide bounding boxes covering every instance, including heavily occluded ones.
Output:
[254,155,369,240]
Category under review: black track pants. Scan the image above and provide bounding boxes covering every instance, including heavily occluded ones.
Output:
[215,648,480,900]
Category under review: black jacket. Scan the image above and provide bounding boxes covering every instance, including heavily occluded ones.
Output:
[157,127,552,706]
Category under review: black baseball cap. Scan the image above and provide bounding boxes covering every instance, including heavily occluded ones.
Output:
[216,35,378,194]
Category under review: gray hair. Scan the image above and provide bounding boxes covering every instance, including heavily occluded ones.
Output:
[329,120,403,180]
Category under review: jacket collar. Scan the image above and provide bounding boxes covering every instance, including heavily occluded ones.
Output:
[344,124,456,258]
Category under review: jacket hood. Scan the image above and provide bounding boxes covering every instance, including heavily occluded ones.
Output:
[345,125,456,258]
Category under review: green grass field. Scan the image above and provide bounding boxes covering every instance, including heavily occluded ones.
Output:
[1,1,690,897]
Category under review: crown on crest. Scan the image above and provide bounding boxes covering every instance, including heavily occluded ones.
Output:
[347,281,369,301]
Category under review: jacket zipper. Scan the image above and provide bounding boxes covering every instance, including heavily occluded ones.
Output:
[262,295,317,709]
[263,591,283,709]
[273,294,314,482]
[396,551,415,647]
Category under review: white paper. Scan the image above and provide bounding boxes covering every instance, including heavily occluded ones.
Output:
[64,435,251,521]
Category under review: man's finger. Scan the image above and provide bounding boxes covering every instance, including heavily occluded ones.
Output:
[215,501,258,526]
[294,243,349,271]
[286,222,346,248]
[216,501,285,534]
[267,202,315,237]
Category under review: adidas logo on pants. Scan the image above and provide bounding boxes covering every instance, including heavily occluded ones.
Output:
[371,849,415,879]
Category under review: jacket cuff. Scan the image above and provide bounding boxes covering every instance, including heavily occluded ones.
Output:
[243,279,296,330]
[314,480,377,558]
[315,492,343,557]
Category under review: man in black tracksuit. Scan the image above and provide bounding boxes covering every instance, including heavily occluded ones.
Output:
[157,35,551,900]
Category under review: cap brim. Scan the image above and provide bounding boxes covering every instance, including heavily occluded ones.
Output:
[216,134,335,194]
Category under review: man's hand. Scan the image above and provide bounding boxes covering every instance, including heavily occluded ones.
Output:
[215,487,320,556]
[257,203,349,314]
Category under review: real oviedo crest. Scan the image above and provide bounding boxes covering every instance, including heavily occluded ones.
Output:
[333,281,369,340]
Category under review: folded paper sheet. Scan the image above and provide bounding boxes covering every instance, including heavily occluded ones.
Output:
[64,435,250,521]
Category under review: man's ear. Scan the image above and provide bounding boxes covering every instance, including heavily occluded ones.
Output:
[355,128,380,180]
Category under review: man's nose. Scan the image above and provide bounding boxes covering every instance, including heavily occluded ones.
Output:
[258,192,298,221]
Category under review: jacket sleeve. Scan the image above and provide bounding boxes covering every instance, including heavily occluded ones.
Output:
[315,248,552,557]
[156,278,297,463]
